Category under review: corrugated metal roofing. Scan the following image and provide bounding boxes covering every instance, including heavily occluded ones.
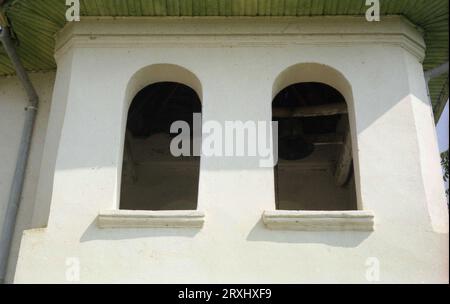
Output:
[0,0,448,119]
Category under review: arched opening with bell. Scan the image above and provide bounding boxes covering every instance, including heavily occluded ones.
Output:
[272,80,358,211]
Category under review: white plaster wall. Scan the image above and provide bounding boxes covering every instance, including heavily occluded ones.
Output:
[0,72,56,282]
[12,17,449,283]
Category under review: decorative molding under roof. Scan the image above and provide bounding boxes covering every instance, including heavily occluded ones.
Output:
[55,16,426,63]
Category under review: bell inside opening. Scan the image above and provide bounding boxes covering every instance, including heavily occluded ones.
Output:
[272,82,358,211]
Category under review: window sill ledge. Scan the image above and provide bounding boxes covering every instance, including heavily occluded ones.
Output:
[262,210,374,231]
[97,210,205,229]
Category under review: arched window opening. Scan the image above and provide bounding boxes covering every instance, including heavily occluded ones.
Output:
[273,82,357,211]
[120,82,201,211]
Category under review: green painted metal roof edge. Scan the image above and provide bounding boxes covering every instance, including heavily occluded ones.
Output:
[0,0,448,120]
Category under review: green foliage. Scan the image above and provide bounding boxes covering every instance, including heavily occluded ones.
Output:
[441,150,449,197]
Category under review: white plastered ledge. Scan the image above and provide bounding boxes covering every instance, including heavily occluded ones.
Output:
[97,210,205,229]
[262,210,374,231]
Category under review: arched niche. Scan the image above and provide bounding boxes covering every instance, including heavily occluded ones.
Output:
[119,64,202,211]
[272,63,361,211]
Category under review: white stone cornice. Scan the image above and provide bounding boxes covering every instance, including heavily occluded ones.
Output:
[55,16,425,62]
[97,210,205,229]
[263,210,375,231]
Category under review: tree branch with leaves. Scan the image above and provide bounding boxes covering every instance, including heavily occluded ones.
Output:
[441,150,449,198]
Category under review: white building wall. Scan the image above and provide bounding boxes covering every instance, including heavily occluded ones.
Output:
[6,17,449,283]
[0,72,56,282]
